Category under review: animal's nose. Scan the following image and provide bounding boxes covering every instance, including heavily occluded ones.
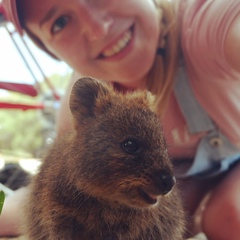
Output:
[159,174,176,195]
[156,170,176,195]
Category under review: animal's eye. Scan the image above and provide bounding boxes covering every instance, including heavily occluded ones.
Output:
[121,138,140,154]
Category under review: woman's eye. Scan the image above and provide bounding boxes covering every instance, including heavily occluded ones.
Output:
[51,16,70,34]
[121,138,141,154]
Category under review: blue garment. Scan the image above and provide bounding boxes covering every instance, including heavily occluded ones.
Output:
[174,66,240,178]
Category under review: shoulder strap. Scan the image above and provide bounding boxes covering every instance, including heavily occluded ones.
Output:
[174,66,215,133]
[174,65,240,178]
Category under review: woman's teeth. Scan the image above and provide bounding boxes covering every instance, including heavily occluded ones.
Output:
[102,30,132,58]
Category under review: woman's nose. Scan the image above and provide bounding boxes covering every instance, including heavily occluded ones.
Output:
[80,7,112,41]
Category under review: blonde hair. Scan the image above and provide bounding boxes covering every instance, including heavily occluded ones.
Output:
[147,0,180,115]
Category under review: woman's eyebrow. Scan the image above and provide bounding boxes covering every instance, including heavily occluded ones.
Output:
[39,6,58,28]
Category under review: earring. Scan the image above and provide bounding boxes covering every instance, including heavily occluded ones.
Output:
[157,20,167,55]
[157,48,165,56]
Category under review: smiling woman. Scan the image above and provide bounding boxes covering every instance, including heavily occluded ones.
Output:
[15,0,162,90]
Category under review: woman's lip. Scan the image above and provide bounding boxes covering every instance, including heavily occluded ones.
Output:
[97,25,135,60]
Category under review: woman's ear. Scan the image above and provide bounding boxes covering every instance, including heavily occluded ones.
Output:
[69,77,109,122]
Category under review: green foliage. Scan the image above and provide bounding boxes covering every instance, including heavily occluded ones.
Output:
[0,191,5,215]
[0,108,44,157]
[0,72,71,158]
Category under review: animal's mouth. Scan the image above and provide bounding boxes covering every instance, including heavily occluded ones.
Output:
[138,188,158,205]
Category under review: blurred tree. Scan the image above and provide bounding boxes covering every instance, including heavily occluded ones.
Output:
[0,109,44,157]
[0,72,71,158]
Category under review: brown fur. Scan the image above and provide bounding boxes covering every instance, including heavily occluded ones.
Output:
[23,78,186,240]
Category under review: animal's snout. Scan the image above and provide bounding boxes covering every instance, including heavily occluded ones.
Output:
[159,174,176,195]
[156,170,176,195]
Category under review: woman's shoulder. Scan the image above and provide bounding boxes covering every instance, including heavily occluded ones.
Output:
[181,0,239,20]
[180,0,240,79]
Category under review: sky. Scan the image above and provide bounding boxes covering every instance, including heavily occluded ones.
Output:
[0,22,72,85]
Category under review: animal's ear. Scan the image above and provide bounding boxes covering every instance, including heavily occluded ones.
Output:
[145,91,157,112]
[69,77,109,121]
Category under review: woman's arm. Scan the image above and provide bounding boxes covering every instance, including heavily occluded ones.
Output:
[0,187,28,237]
[55,71,82,135]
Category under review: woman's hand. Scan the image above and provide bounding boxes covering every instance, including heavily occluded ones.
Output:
[0,187,29,237]
[188,232,208,240]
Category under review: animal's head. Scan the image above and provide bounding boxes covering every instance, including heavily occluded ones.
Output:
[69,77,175,208]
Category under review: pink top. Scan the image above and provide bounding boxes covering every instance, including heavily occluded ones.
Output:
[162,0,240,158]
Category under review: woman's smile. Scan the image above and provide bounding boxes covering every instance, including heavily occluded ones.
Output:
[98,25,134,60]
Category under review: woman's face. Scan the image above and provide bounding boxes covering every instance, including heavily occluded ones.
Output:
[22,0,161,88]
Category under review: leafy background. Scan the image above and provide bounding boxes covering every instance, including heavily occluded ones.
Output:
[0,73,71,159]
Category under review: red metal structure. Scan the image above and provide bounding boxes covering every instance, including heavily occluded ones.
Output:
[0,4,60,110]
[0,4,63,195]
